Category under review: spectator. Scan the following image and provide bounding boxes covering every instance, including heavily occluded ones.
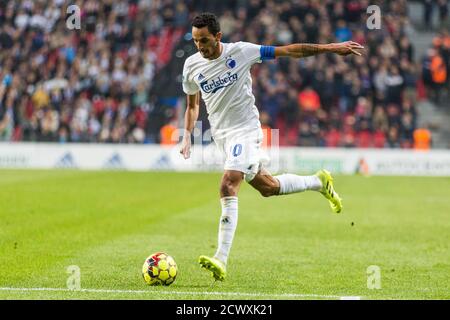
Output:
[387,126,401,148]
[356,120,373,148]
[298,87,321,112]
[437,0,449,26]
[423,0,434,29]
[260,111,272,148]
[385,66,404,105]
[335,19,352,42]
[373,129,387,148]
[430,49,447,103]
[298,122,317,147]
[325,126,341,147]
[0,0,421,150]
[413,127,432,150]
[341,115,357,148]
[160,120,178,145]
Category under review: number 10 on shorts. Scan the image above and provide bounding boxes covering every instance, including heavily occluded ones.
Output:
[232,144,242,157]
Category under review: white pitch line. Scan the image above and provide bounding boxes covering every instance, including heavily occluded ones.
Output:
[0,287,346,299]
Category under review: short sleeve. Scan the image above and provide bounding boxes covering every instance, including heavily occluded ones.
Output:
[239,42,276,65]
[182,59,199,95]
[238,41,263,65]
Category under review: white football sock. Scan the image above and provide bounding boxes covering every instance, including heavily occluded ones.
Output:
[214,196,238,266]
[275,174,322,195]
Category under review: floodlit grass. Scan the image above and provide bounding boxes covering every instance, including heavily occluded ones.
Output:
[0,170,449,299]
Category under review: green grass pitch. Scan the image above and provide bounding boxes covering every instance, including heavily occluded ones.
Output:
[0,169,449,300]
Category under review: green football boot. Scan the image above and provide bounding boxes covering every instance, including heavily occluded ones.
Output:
[198,255,226,281]
[315,169,343,213]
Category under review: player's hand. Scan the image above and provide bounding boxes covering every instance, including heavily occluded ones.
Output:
[179,136,191,159]
[331,41,364,56]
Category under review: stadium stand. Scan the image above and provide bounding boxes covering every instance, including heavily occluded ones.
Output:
[0,0,431,149]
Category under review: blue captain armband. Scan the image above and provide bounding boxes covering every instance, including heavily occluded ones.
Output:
[260,45,275,60]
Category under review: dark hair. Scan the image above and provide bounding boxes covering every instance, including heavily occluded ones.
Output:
[191,12,220,36]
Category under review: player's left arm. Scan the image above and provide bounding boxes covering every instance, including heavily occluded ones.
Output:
[273,41,364,58]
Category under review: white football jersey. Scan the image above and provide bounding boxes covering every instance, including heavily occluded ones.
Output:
[182,42,268,140]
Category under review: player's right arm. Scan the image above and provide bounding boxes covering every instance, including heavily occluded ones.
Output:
[180,56,200,159]
[180,92,200,159]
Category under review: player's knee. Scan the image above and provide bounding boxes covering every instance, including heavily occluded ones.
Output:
[220,181,237,197]
[220,173,241,197]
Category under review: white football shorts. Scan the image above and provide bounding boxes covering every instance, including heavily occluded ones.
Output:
[213,127,269,182]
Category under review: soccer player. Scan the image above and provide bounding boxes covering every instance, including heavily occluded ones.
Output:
[180,13,363,281]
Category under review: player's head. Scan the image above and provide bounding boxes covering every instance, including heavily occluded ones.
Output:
[191,12,222,60]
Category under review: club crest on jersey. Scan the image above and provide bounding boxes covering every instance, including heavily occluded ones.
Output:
[200,72,238,94]
[225,58,236,69]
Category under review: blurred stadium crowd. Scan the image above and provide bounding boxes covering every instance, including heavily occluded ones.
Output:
[0,0,447,149]
[422,29,450,107]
